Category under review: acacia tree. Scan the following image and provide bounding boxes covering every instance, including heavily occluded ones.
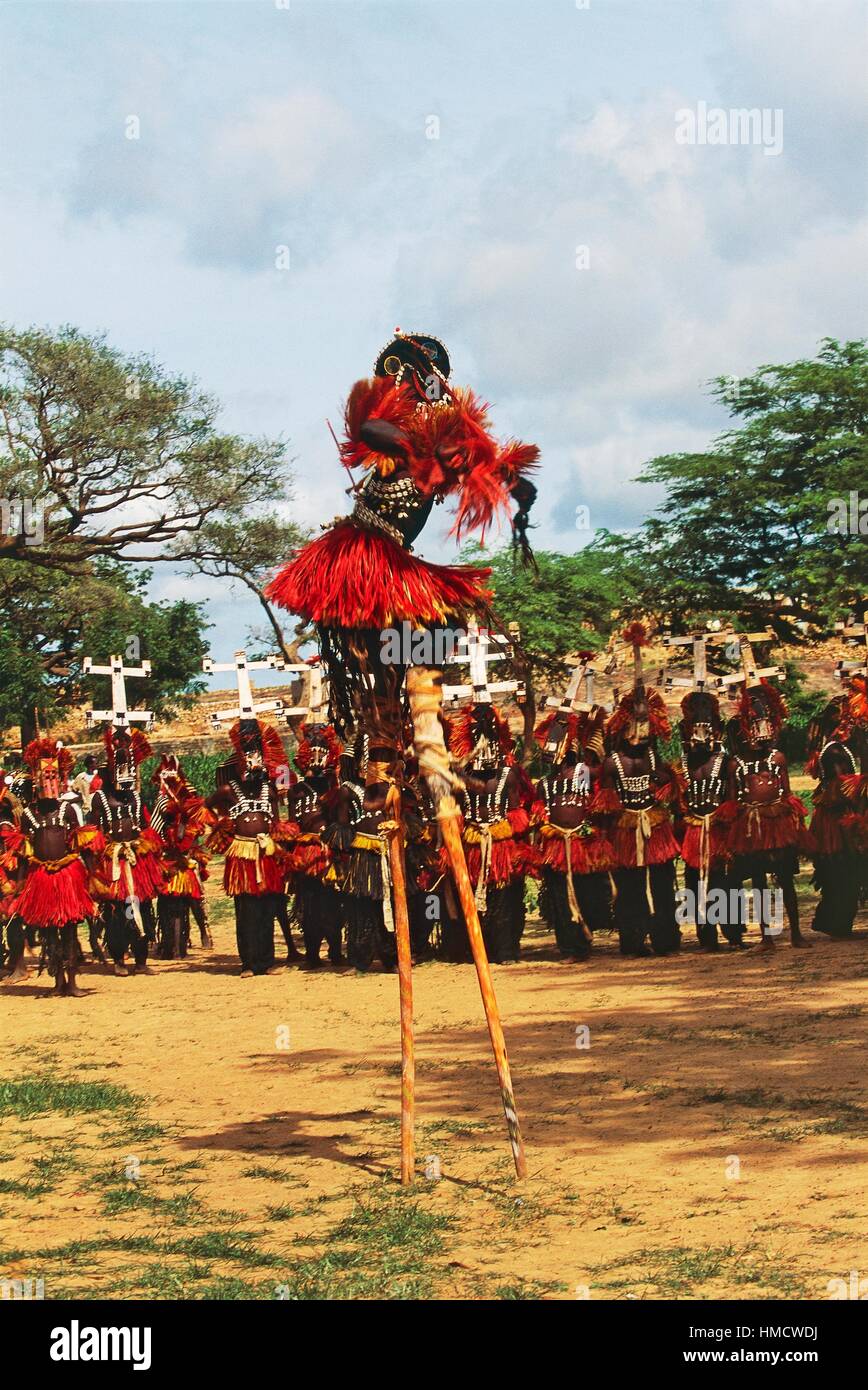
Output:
[0,324,286,572]
[0,323,295,740]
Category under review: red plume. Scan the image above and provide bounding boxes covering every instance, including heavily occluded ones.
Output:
[228,719,287,780]
[848,674,868,728]
[622,621,649,648]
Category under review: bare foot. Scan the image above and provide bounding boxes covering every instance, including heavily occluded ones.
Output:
[240,969,254,978]
[265,965,283,975]
[3,962,29,984]
[791,936,811,949]
[759,936,776,952]
[113,962,129,976]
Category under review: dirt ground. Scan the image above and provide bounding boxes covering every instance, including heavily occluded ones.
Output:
[0,876,865,1302]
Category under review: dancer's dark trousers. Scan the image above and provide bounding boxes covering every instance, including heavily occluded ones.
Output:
[41,922,80,977]
[811,852,862,938]
[483,879,525,963]
[614,862,680,955]
[2,915,25,971]
[234,893,276,975]
[190,897,209,937]
[404,890,430,956]
[346,898,395,971]
[683,865,742,947]
[296,876,343,963]
[541,867,611,958]
[271,890,298,957]
[104,901,149,967]
[157,895,190,958]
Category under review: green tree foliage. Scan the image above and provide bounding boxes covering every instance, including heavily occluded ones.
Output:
[0,559,209,736]
[463,542,630,659]
[597,339,868,633]
[460,543,633,761]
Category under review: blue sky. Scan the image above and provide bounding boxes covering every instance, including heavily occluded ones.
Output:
[1,0,866,684]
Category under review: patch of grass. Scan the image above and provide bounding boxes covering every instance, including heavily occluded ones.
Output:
[266,1204,297,1222]
[495,1278,567,1299]
[169,1230,282,1268]
[0,1076,142,1119]
[0,1175,46,1198]
[101,1185,154,1215]
[595,1242,811,1299]
[31,1150,77,1184]
[331,1193,451,1256]
[421,1119,493,1139]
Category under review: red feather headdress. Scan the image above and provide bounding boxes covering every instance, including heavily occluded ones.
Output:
[679,690,723,737]
[621,620,650,649]
[848,673,868,729]
[607,688,671,742]
[294,721,343,773]
[23,738,74,779]
[339,377,539,543]
[446,705,514,762]
[103,726,152,771]
[151,753,185,784]
[738,679,787,739]
[805,696,852,776]
[227,719,286,780]
[533,709,581,751]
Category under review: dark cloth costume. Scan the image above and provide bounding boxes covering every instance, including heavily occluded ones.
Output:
[284,722,344,966]
[149,756,212,959]
[206,719,298,976]
[806,683,867,938]
[532,705,612,960]
[598,627,681,957]
[88,729,161,971]
[676,692,740,949]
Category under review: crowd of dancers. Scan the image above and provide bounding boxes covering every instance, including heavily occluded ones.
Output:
[0,638,865,997]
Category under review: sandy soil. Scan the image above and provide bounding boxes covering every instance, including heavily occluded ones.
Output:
[0,878,865,1302]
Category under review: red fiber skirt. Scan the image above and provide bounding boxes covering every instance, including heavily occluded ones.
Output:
[538,828,612,875]
[679,820,728,871]
[93,833,166,902]
[223,851,285,898]
[283,838,330,878]
[11,858,95,929]
[611,814,680,869]
[722,796,810,856]
[810,803,850,857]
[438,836,534,890]
[265,521,492,627]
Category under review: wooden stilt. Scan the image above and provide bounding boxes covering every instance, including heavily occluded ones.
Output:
[438,795,527,1179]
[387,827,416,1184]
